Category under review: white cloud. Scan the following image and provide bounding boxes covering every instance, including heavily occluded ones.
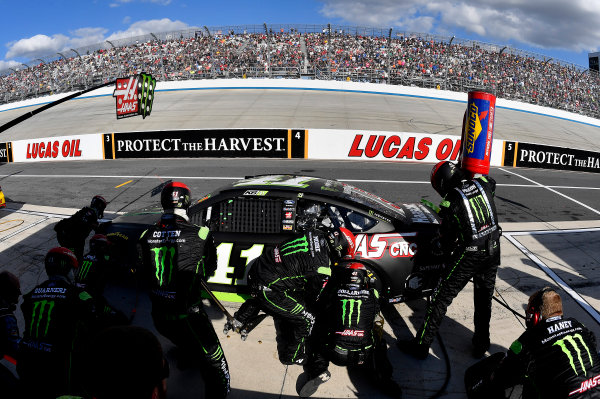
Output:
[106,18,193,41]
[318,0,600,52]
[0,59,23,71]
[2,18,192,64]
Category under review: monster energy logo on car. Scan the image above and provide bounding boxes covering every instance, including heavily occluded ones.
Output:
[554,333,594,375]
[341,299,362,326]
[30,300,55,338]
[151,246,176,286]
[79,260,93,280]
[469,194,489,223]
[139,73,156,119]
[280,236,309,256]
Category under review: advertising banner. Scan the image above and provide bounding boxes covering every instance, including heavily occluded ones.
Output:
[308,129,503,166]
[504,141,600,173]
[11,134,104,163]
[105,129,306,159]
[0,142,12,163]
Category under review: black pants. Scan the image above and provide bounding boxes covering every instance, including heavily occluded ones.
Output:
[153,308,230,398]
[416,248,499,347]
[255,289,315,365]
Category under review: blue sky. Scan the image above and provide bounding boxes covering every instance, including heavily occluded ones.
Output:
[1,0,599,70]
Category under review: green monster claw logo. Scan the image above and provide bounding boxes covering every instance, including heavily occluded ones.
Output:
[30,300,55,338]
[79,260,93,280]
[469,194,489,223]
[280,236,309,256]
[341,299,362,326]
[151,246,176,286]
[553,334,594,375]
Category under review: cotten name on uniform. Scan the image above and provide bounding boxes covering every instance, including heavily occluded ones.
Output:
[153,230,181,238]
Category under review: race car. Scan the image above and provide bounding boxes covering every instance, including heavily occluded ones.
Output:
[100,174,445,303]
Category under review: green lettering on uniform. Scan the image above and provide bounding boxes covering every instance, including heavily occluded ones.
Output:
[30,300,55,338]
[341,299,362,326]
[317,266,331,276]
[280,236,309,256]
[553,334,593,376]
[151,246,176,286]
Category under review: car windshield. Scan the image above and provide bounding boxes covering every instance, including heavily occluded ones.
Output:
[339,183,408,223]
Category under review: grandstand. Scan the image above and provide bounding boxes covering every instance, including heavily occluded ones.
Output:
[1,23,599,119]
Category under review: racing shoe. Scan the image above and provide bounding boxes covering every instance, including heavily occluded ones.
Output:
[396,339,429,360]
[299,370,331,397]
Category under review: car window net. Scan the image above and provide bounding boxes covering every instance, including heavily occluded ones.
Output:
[215,198,282,233]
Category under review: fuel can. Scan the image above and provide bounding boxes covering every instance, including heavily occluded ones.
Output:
[460,91,496,176]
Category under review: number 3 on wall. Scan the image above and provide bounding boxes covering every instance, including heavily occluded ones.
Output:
[207,243,264,285]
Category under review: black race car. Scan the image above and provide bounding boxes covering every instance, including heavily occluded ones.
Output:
[100,174,445,303]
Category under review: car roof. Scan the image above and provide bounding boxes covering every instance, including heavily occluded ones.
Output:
[195,174,410,222]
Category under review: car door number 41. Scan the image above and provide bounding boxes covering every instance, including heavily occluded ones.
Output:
[207,243,264,285]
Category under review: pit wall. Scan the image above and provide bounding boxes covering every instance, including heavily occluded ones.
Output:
[0,79,599,173]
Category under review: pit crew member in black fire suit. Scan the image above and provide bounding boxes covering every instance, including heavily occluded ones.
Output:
[466,287,600,399]
[76,234,128,328]
[139,181,230,398]
[54,195,107,264]
[232,227,356,366]
[18,247,95,399]
[398,161,501,359]
[0,271,21,398]
[300,261,401,398]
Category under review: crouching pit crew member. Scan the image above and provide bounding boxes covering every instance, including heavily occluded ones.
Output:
[300,261,401,398]
[232,227,356,366]
[466,287,600,399]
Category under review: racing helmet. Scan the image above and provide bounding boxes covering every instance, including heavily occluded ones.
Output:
[430,161,465,197]
[339,262,369,291]
[326,227,356,260]
[45,247,79,277]
[90,195,107,219]
[161,182,191,211]
[525,286,562,328]
[89,234,111,256]
[0,271,21,304]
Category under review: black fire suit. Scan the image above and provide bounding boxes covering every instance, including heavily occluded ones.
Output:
[304,264,396,393]
[237,229,331,365]
[140,213,230,398]
[490,316,600,398]
[76,251,128,328]
[0,299,20,398]
[417,175,501,348]
[18,275,95,399]
[54,206,99,263]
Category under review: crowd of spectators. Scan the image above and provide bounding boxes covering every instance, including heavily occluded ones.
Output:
[1,28,599,118]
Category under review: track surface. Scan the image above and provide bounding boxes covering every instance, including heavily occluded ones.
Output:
[1,88,600,153]
[1,85,600,398]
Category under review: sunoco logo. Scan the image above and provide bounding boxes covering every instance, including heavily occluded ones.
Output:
[465,103,482,154]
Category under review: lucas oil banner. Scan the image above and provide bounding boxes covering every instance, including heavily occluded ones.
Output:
[113,73,156,119]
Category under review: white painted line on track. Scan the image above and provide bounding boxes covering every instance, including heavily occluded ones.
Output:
[504,232,600,325]
[508,227,600,236]
[2,174,600,191]
[499,167,600,215]
[2,207,71,219]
